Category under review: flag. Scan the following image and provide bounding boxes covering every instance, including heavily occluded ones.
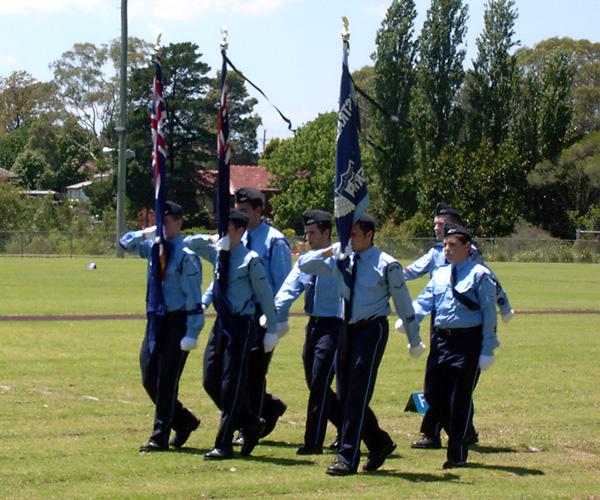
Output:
[334,39,369,296]
[146,51,171,356]
[216,53,230,239]
[213,51,236,342]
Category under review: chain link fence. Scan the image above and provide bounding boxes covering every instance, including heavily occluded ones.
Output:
[0,231,599,263]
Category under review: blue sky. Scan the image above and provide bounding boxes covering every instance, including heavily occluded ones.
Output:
[0,0,598,148]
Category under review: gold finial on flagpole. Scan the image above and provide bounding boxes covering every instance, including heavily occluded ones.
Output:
[155,33,162,54]
[341,17,350,41]
[221,27,228,51]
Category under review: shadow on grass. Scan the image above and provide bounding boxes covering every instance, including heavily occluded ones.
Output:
[465,462,545,476]
[171,446,316,466]
[470,444,520,454]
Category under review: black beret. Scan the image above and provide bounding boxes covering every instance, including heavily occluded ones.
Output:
[357,213,376,232]
[444,223,472,242]
[303,209,331,226]
[235,187,264,207]
[229,208,249,226]
[164,201,183,217]
[435,202,461,221]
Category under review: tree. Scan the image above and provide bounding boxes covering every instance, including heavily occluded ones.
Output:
[411,0,468,159]
[418,140,525,237]
[263,112,337,230]
[462,0,520,149]
[0,71,46,135]
[369,0,419,219]
[50,37,153,151]
[126,42,214,223]
[516,37,600,136]
[0,180,25,231]
[528,131,600,237]
[12,149,49,190]
[0,122,29,170]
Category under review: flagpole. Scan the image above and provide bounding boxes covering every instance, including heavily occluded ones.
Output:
[115,0,128,257]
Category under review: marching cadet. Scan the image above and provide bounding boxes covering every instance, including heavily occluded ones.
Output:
[274,209,343,455]
[405,202,512,449]
[298,214,425,476]
[412,224,499,469]
[184,209,279,459]
[119,201,204,452]
[233,187,292,442]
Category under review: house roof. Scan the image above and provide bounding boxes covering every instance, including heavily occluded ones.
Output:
[197,165,277,194]
[0,167,18,180]
[66,180,93,190]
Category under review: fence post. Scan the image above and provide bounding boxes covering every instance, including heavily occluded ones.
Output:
[70,232,73,258]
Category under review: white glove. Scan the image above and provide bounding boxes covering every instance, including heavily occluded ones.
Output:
[501,309,514,323]
[276,321,290,337]
[143,226,157,240]
[394,318,406,333]
[180,336,198,351]
[259,314,267,328]
[216,235,230,252]
[479,355,495,371]
[408,342,426,358]
[209,234,219,243]
[263,332,279,353]
[331,242,353,260]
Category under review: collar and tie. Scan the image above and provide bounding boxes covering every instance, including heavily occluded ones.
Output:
[305,275,317,315]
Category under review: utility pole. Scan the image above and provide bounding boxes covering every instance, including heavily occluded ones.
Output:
[116,0,128,257]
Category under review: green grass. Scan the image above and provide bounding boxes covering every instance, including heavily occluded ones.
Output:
[1,258,599,499]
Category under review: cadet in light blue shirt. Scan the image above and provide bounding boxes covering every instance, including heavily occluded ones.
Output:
[299,214,424,476]
[184,209,278,460]
[404,203,514,322]
[233,187,291,440]
[412,224,498,469]
[275,210,343,455]
[407,203,508,451]
[119,201,204,452]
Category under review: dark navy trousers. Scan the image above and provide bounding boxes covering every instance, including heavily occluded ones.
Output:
[203,315,259,450]
[302,316,343,447]
[335,317,394,469]
[139,311,197,448]
[424,328,482,463]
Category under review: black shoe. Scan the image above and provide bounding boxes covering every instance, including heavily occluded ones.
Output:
[329,437,340,450]
[204,447,234,460]
[296,444,323,455]
[363,442,397,471]
[241,418,266,457]
[169,417,200,448]
[411,435,442,449]
[260,401,287,438]
[465,432,479,445]
[326,461,357,476]
[443,460,467,469]
[232,432,244,446]
[139,440,168,452]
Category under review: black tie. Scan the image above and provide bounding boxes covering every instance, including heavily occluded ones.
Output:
[450,265,480,311]
[305,275,317,315]
[246,232,252,250]
[346,254,360,322]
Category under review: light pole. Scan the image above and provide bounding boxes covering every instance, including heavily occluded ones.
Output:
[116,0,128,257]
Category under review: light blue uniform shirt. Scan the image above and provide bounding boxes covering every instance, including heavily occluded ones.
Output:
[119,231,205,340]
[298,245,421,347]
[184,234,278,334]
[413,258,499,356]
[275,260,343,322]
[242,221,292,294]
[404,242,512,315]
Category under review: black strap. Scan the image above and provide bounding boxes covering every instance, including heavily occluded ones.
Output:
[451,266,480,312]
[223,53,294,131]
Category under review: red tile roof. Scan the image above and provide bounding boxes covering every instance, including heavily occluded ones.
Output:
[197,165,277,194]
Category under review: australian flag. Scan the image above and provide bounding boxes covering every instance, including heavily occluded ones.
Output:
[146,51,171,356]
[213,51,235,341]
[334,39,369,296]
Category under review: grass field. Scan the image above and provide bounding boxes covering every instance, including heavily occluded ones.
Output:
[1,258,599,499]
